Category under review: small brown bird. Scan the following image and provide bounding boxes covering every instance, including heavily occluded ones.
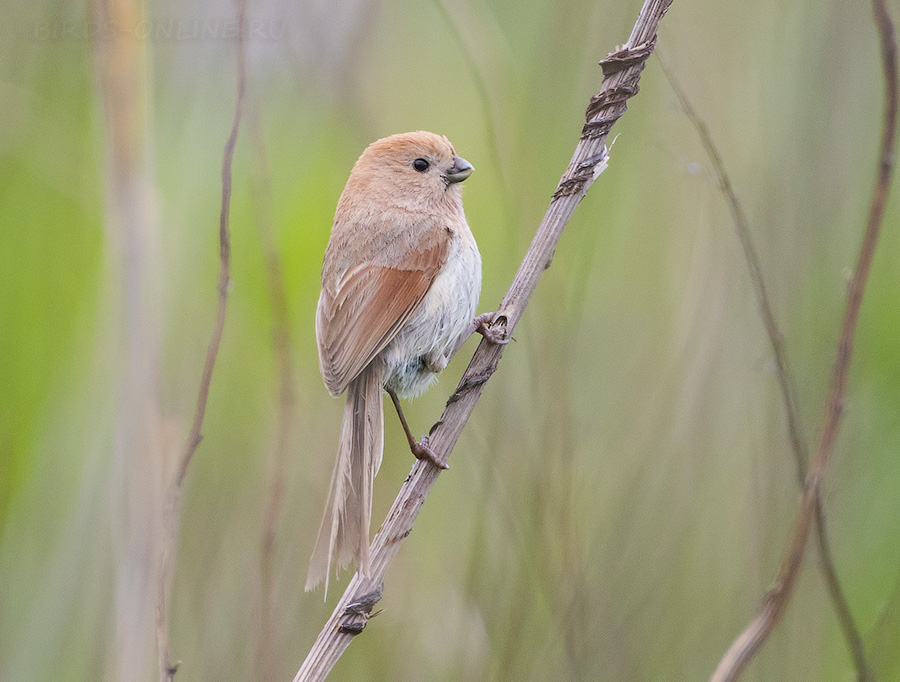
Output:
[306,131,503,593]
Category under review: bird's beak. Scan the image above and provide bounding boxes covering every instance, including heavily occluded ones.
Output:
[446,156,474,184]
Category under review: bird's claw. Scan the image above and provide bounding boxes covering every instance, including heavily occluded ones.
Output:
[473,312,509,345]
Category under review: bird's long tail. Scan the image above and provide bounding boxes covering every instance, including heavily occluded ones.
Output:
[305,361,384,594]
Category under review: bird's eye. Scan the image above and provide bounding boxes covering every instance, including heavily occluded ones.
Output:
[412,158,430,172]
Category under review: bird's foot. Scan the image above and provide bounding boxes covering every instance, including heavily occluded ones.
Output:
[473,312,509,345]
[410,435,449,470]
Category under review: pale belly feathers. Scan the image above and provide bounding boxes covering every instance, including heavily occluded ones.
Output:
[382,231,481,398]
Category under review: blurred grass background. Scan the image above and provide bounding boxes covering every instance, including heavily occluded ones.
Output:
[2,0,900,680]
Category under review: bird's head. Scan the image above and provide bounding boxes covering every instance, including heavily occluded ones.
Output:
[345,131,474,214]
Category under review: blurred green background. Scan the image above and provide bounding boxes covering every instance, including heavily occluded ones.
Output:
[2,0,900,680]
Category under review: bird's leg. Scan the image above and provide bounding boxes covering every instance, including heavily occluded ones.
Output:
[385,386,449,470]
[424,352,449,374]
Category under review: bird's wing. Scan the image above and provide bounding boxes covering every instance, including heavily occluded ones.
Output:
[316,228,450,396]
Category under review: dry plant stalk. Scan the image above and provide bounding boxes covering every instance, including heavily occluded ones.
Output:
[90,0,165,679]
[656,56,875,681]
[155,0,247,679]
[292,1,674,679]
[710,0,898,678]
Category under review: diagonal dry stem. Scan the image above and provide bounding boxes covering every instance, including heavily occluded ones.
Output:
[291,1,674,680]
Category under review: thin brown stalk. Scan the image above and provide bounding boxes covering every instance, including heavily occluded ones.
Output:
[710,0,897,678]
[433,0,517,242]
[657,52,808,478]
[248,109,296,681]
[292,1,673,679]
[155,1,247,679]
[174,1,247,489]
[655,55,876,681]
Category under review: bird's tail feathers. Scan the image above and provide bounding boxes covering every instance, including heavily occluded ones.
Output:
[305,362,384,595]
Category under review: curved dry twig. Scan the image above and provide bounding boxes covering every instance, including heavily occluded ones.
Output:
[155,1,248,679]
[655,54,876,682]
[292,1,674,680]
[710,0,897,678]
